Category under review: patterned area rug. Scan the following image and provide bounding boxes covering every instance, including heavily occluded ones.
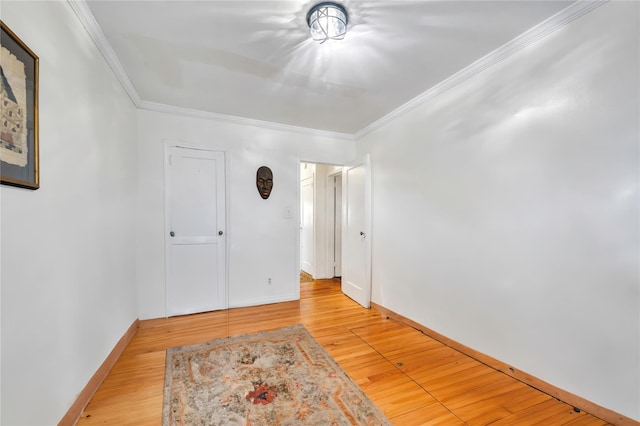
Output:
[163,325,391,425]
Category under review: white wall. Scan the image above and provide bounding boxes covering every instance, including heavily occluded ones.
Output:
[0,2,138,425]
[136,110,353,319]
[300,162,315,275]
[358,1,639,420]
[312,164,330,279]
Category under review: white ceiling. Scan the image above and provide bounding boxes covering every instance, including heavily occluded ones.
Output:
[77,0,576,135]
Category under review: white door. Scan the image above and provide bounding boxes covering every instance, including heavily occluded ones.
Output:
[165,146,226,317]
[300,176,314,275]
[342,158,371,308]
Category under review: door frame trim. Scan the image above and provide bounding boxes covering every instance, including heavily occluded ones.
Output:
[300,172,315,277]
[163,140,229,317]
[296,160,348,293]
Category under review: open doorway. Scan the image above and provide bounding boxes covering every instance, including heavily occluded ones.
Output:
[299,162,343,287]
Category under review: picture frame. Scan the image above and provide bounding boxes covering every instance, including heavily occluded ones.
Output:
[1,21,39,190]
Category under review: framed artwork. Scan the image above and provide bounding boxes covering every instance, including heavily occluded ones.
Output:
[1,21,39,189]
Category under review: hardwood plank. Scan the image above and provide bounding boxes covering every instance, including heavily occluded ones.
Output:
[488,399,588,425]
[448,382,524,425]
[563,415,612,426]
[408,355,478,382]
[389,403,466,426]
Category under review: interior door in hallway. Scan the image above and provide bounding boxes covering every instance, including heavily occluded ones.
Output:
[165,146,226,317]
[342,158,371,308]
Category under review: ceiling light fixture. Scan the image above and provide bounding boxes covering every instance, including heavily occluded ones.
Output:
[306,2,348,44]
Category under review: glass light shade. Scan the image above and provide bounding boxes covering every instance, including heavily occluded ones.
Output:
[306,2,348,43]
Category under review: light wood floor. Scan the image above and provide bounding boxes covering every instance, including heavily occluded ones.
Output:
[78,278,611,425]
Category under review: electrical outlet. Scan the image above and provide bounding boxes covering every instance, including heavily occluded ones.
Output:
[267,277,272,285]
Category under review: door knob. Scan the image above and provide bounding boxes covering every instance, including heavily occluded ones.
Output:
[170,231,175,237]
[360,231,365,236]
[218,230,224,236]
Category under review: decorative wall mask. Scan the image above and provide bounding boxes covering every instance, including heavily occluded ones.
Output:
[256,166,273,199]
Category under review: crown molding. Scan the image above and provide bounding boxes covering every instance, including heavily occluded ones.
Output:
[354,0,607,140]
[68,0,605,142]
[139,100,355,141]
[67,0,141,106]
[67,0,353,141]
